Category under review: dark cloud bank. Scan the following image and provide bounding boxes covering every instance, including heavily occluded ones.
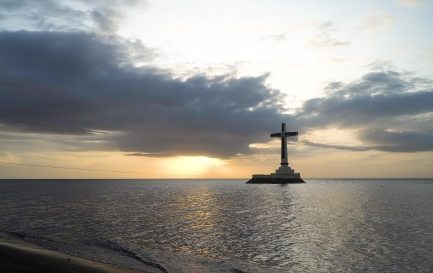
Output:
[0,30,432,157]
[0,31,285,157]
[0,0,141,32]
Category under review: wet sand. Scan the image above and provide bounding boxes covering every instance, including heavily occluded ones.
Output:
[0,254,57,273]
[0,235,150,273]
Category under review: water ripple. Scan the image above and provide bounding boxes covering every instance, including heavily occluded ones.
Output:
[1,179,433,272]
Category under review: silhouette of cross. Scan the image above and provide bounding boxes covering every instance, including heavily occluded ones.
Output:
[270,123,298,166]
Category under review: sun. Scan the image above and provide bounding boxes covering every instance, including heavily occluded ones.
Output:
[164,156,225,177]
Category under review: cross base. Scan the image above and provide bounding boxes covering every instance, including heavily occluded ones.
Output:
[246,177,305,184]
[274,164,295,175]
[247,164,305,184]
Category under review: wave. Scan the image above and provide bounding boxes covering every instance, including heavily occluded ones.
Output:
[5,231,168,273]
[91,240,169,273]
[2,231,284,273]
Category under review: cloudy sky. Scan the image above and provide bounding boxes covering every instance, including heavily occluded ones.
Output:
[1,0,433,178]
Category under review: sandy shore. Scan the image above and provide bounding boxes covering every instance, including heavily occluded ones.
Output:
[0,235,151,273]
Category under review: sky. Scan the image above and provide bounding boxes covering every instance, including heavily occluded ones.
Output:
[0,0,433,178]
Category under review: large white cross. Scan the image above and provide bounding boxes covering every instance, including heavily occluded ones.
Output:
[270,123,298,166]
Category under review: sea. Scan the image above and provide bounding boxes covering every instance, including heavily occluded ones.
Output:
[1,179,433,273]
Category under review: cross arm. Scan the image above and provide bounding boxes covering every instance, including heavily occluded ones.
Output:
[285,132,298,137]
[270,132,298,137]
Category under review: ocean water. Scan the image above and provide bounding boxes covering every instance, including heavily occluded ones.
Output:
[1,179,433,272]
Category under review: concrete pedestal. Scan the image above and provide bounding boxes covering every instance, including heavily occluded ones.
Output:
[246,165,305,184]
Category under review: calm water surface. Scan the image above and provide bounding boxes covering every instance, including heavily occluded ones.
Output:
[1,179,433,272]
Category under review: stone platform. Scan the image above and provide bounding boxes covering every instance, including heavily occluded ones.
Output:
[246,165,305,184]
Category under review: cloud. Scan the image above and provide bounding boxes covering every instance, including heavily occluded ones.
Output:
[0,31,288,158]
[260,34,286,43]
[0,0,145,32]
[309,21,350,49]
[366,59,396,71]
[360,12,394,30]
[309,38,350,48]
[360,129,433,152]
[296,70,433,152]
[1,30,433,157]
[302,140,372,152]
[397,0,422,7]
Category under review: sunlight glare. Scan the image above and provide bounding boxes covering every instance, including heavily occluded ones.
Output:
[165,156,225,177]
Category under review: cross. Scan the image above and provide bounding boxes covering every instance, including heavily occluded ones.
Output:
[270,123,298,166]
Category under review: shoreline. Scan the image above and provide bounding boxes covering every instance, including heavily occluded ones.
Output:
[0,235,151,273]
